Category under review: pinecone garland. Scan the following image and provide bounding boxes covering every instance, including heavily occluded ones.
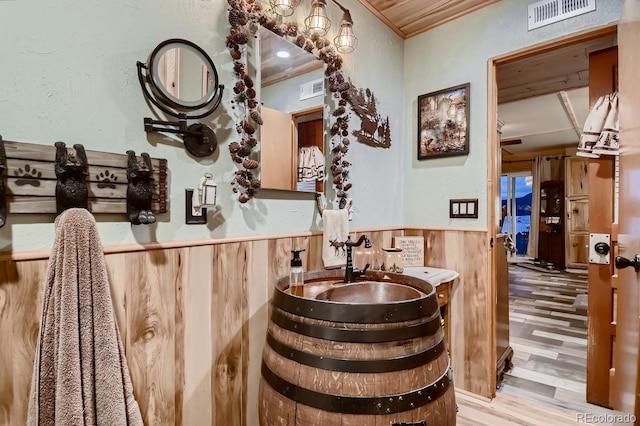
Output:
[243,158,258,169]
[228,9,241,27]
[242,121,256,135]
[229,141,241,153]
[243,73,254,88]
[250,110,263,125]
[237,146,252,157]
[234,31,249,45]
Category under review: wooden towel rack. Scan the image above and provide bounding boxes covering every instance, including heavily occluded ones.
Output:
[0,138,168,217]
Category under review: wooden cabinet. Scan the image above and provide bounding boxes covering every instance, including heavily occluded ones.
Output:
[538,180,565,269]
[565,157,590,268]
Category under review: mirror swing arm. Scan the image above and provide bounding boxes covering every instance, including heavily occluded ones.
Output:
[136,39,225,157]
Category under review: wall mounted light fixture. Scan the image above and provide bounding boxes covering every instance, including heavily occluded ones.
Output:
[186,173,217,224]
[305,0,331,37]
[269,0,301,16]
[303,0,357,53]
[332,2,357,54]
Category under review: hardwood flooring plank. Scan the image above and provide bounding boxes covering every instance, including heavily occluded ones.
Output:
[497,264,636,423]
[532,330,587,346]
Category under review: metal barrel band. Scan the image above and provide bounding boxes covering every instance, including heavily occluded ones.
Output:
[261,361,451,415]
[271,288,439,324]
[266,331,446,373]
[270,307,442,343]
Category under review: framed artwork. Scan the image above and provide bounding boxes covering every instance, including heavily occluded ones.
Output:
[417,83,470,159]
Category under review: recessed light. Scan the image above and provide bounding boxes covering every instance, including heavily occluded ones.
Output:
[276,50,290,58]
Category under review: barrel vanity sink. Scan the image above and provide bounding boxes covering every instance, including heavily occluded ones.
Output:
[315,281,424,303]
[258,269,456,425]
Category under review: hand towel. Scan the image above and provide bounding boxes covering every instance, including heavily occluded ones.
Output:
[322,209,349,269]
[578,93,619,158]
[298,146,325,182]
[27,208,143,426]
[592,92,619,156]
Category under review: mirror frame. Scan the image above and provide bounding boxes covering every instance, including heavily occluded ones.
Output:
[258,25,325,193]
[226,1,354,207]
[137,38,225,157]
[147,38,222,111]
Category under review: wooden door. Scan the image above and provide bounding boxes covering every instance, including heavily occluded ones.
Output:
[586,45,618,408]
[610,1,640,416]
[261,106,295,190]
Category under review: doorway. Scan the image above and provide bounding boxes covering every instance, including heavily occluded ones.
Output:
[488,26,619,416]
[501,173,533,261]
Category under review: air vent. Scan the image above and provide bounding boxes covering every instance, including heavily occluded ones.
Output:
[300,78,324,101]
[528,0,596,30]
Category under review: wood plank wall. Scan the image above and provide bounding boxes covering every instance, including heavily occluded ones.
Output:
[0,228,490,425]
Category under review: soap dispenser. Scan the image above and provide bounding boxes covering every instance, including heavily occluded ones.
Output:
[290,249,306,297]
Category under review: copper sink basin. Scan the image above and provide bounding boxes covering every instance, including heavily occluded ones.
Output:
[314,281,425,304]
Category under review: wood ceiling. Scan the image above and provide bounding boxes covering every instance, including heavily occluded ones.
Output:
[356,0,501,39]
[497,33,618,104]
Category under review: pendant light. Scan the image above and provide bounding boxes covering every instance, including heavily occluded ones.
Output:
[333,9,357,54]
[269,0,301,17]
[305,0,331,37]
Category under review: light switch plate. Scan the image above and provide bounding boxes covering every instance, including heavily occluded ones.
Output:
[589,233,610,264]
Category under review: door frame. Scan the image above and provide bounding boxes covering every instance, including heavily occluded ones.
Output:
[487,24,618,398]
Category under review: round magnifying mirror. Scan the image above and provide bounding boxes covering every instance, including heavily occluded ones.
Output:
[147,39,220,111]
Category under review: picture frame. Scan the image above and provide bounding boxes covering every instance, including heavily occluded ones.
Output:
[417,83,470,160]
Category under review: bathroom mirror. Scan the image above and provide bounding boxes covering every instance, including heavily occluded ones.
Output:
[258,27,326,192]
[137,39,224,157]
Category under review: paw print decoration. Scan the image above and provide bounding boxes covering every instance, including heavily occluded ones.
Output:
[96,170,118,189]
[15,164,42,186]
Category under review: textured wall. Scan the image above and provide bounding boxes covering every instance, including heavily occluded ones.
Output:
[403,0,624,230]
[0,0,405,252]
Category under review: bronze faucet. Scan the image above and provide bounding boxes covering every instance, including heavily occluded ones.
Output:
[344,235,371,283]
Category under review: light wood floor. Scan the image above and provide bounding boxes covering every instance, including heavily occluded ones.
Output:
[457,390,579,425]
[488,263,634,425]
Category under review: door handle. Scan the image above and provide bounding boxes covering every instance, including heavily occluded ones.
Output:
[615,254,640,272]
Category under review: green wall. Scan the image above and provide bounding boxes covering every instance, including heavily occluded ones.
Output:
[0,0,404,251]
[403,0,623,230]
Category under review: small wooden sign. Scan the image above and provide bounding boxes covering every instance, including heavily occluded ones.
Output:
[393,236,424,267]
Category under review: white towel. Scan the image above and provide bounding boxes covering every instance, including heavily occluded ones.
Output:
[592,93,619,156]
[578,93,619,158]
[322,209,349,269]
[298,146,325,182]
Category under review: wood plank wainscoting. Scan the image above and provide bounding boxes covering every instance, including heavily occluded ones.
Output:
[0,227,490,425]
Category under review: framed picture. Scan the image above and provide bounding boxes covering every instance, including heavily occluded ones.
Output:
[417,83,470,160]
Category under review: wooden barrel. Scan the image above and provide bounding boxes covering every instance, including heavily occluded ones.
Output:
[259,270,456,426]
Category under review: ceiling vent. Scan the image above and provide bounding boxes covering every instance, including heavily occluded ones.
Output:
[528,0,596,30]
[300,78,324,101]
